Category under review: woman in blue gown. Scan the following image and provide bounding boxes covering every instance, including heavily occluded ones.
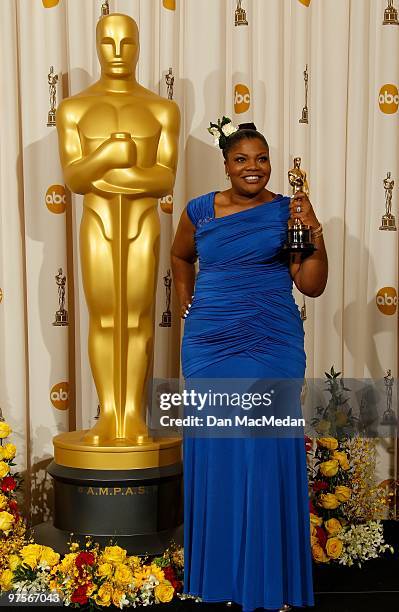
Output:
[171,121,328,612]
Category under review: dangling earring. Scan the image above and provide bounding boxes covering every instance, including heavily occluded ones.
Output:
[226,173,230,181]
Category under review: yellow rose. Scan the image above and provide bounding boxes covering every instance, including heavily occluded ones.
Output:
[0,462,10,478]
[134,564,165,589]
[319,493,340,510]
[315,420,331,434]
[0,494,8,510]
[113,564,133,587]
[311,543,329,563]
[324,518,342,536]
[0,511,14,533]
[127,555,141,570]
[39,546,60,568]
[0,423,12,439]
[112,588,125,607]
[21,544,43,569]
[319,459,339,477]
[334,485,351,502]
[317,437,338,450]
[94,583,112,607]
[97,563,113,578]
[331,450,350,471]
[310,525,317,537]
[335,411,348,427]
[326,537,343,559]
[0,569,14,591]
[310,513,323,527]
[155,581,175,603]
[8,555,21,571]
[59,552,78,572]
[101,546,127,565]
[2,444,16,460]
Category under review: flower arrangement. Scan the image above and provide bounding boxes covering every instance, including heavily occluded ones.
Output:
[0,419,184,606]
[46,539,183,607]
[307,367,394,566]
[0,421,27,583]
[207,116,238,148]
[1,535,184,607]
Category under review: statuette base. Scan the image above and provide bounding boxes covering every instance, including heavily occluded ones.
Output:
[379,215,397,231]
[53,309,68,326]
[383,8,399,25]
[159,311,171,327]
[47,110,56,127]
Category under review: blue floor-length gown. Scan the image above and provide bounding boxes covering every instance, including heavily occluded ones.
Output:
[181,192,314,611]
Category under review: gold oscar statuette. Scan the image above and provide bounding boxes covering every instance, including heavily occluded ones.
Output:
[383,0,399,25]
[380,172,397,231]
[54,13,181,470]
[47,66,58,127]
[299,64,309,124]
[101,0,110,17]
[283,157,316,256]
[235,0,248,26]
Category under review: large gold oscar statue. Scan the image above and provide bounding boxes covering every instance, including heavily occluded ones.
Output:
[52,13,181,472]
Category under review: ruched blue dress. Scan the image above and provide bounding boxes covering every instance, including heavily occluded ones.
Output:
[181,191,314,612]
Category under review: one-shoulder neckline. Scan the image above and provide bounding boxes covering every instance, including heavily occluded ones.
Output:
[210,191,285,221]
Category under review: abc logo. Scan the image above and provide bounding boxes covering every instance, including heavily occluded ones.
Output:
[162,0,176,9]
[376,287,397,315]
[46,184,67,214]
[160,194,173,214]
[378,84,399,114]
[234,84,251,114]
[50,382,69,410]
[42,0,60,7]
[298,0,311,5]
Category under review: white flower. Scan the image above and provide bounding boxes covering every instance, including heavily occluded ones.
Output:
[221,122,238,137]
[208,127,219,137]
[338,520,393,567]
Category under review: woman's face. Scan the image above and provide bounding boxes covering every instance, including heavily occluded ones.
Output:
[224,137,271,197]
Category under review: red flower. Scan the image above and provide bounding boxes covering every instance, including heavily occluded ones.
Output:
[75,551,95,572]
[70,584,90,605]
[1,477,17,492]
[163,566,182,592]
[309,500,316,514]
[313,481,329,492]
[316,526,327,549]
[7,499,19,522]
[163,566,176,581]
[304,436,313,452]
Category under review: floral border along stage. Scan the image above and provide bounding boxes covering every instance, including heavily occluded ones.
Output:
[0,421,184,607]
[0,383,396,605]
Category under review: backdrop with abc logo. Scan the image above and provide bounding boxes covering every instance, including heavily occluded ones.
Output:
[0,0,397,521]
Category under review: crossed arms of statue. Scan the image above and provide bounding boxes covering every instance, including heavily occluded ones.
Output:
[56,100,180,198]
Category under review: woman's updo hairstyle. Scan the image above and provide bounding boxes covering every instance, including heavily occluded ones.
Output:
[222,123,268,160]
[208,117,268,160]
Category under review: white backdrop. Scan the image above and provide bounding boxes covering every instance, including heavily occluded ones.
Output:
[0,0,397,521]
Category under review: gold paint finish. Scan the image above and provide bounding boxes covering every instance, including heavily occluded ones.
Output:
[56,14,180,449]
[54,432,181,470]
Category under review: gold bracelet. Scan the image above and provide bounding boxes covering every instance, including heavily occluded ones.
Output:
[311,223,323,238]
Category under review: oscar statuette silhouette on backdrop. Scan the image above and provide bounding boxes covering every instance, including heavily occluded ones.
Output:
[44,13,182,553]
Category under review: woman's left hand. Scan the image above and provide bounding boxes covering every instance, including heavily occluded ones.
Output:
[289,191,319,229]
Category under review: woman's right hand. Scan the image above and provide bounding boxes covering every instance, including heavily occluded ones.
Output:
[181,295,194,319]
